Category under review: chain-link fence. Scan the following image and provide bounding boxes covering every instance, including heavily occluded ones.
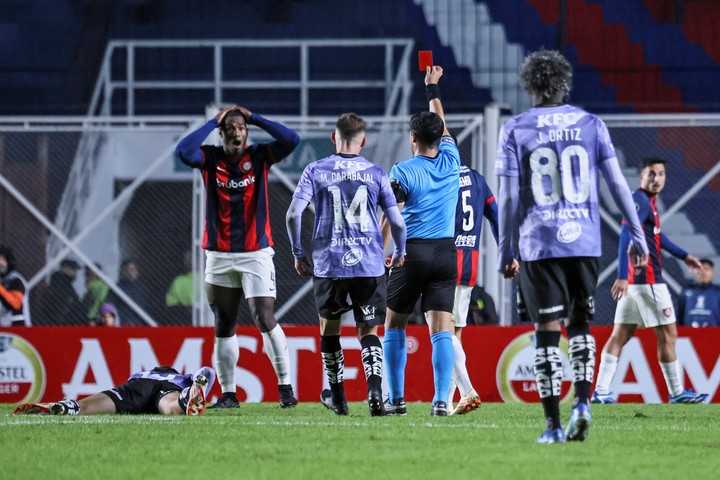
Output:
[0,114,487,327]
[2,114,719,327]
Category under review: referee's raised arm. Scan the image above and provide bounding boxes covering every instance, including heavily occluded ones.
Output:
[424,66,449,137]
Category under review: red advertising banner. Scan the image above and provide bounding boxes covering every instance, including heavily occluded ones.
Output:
[1,326,718,405]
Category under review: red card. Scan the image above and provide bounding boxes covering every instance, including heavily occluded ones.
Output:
[418,51,433,71]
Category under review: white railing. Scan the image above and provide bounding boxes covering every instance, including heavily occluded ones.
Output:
[87,38,415,117]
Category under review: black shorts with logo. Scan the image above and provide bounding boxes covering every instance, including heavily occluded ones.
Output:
[313,275,387,326]
[102,378,182,414]
[387,238,457,314]
[518,256,599,324]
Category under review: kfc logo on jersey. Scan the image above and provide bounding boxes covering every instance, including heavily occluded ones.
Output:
[536,112,580,128]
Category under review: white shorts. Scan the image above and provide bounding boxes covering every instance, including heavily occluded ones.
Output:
[452,284,473,328]
[613,283,676,328]
[204,248,276,298]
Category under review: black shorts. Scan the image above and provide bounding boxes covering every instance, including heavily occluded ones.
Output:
[518,257,599,324]
[313,275,387,326]
[387,238,457,314]
[102,378,182,414]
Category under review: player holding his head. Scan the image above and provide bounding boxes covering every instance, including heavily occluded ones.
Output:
[382,65,460,417]
[175,105,300,409]
[593,157,708,404]
[286,113,406,416]
[15,366,215,416]
[496,49,649,443]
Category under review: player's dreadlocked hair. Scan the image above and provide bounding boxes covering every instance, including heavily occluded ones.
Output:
[519,49,573,103]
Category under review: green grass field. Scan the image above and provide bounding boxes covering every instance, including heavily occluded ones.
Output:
[2,402,718,480]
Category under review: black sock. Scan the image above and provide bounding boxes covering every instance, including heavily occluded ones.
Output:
[568,331,595,405]
[321,335,345,403]
[360,335,383,393]
[534,330,562,429]
[221,392,237,401]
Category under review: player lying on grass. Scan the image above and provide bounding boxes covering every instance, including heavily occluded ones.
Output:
[13,366,215,416]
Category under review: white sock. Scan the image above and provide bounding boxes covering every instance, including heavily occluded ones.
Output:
[451,334,473,397]
[660,360,683,397]
[594,352,618,394]
[213,336,239,394]
[447,377,456,405]
[262,325,291,385]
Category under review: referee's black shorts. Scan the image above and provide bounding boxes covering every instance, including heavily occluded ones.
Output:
[102,378,181,414]
[387,238,457,314]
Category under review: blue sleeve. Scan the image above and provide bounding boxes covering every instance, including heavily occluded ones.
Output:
[617,225,630,279]
[660,233,688,259]
[250,113,300,162]
[175,119,218,168]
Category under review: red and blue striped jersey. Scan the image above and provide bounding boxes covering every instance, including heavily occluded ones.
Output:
[198,144,276,252]
[618,189,687,284]
[176,115,299,253]
[455,166,499,286]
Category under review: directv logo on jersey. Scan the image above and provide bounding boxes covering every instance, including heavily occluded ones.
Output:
[216,176,255,189]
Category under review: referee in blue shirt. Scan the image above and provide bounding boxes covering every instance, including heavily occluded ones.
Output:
[383,66,459,416]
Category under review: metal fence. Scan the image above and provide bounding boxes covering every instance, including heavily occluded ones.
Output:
[0,113,487,327]
[2,113,719,327]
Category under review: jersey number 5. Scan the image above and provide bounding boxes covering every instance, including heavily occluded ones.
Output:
[461,190,474,232]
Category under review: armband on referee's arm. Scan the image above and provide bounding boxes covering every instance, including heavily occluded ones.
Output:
[390,180,407,204]
[425,84,440,102]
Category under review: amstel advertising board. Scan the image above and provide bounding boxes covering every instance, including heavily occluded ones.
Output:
[1,326,718,404]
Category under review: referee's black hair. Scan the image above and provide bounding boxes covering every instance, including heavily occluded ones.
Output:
[519,49,573,103]
[638,156,666,172]
[409,111,444,148]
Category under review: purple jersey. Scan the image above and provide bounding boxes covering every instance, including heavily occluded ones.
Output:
[293,154,396,278]
[495,105,615,261]
[129,366,216,391]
